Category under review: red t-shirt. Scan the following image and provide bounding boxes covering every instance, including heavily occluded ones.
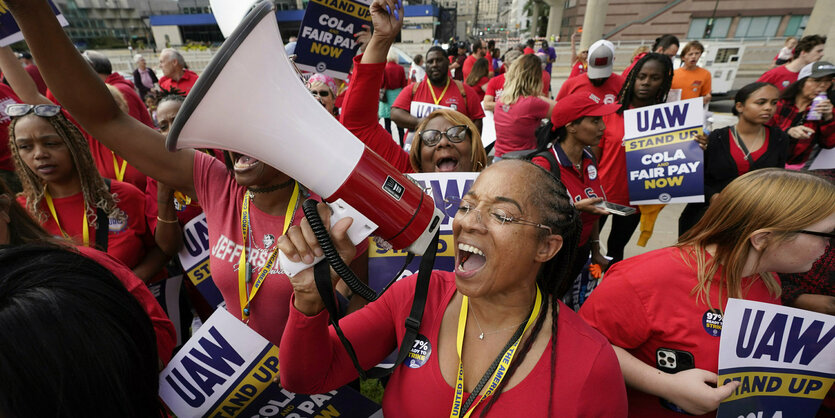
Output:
[757,65,799,91]
[580,247,781,418]
[523,47,535,55]
[556,73,624,103]
[78,245,177,364]
[192,152,368,345]
[493,96,550,157]
[729,129,770,176]
[159,69,199,95]
[532,146,605,245]
[469,76,488,102]
[104,73,154,128]
[281,271,628,417]
[392,78,485,123]
[18,181,152,269]
[461,54,494,81]
[342,56,412,173]
[569,62,587,78]
[0,84,21,172]
[382,61,407,90]
[597,112,632,206]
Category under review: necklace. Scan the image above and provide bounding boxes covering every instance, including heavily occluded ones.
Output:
[469,302,529,340]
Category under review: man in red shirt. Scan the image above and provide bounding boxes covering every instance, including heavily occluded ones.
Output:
[523,39,535,55]
[391,46,485,134]
[758,34,826,91]
[82,50,154,129]
[159,48,199,94]
[557,39,623,105]
[462,40,493,80]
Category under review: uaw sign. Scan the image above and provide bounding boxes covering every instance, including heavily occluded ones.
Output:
[717,299,835,418]
[294,0,372,79]
[623,97,705,205]
[368,172,478,291]
[178,213,225,309]
[159,309,382,417]
[0,0,68,46]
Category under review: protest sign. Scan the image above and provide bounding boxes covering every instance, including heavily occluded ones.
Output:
[147,274,185,345]
[0,0,68,46]
[717,299,835,418]
[623,97,705,205]
[294,0,371,79]
[809,147,835,170]
[368,172,478,291]
[179,213,225,309]
[160,308,382,417]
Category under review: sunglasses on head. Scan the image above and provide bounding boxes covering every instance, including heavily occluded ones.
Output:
[6,104,62,118]
[310,89,330,98]
[419,125,469,147]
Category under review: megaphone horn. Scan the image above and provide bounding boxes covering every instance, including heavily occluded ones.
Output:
[167,1,443,272]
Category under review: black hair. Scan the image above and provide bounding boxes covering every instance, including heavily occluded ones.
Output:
[541,40,549,48]
[793,35,827,59]
[0,244,162,417]
[427,45,446,58]
[732,81,777,116]
[526,39,535,47]
[618,52,674,112]
[487,40,495,49]
[535,116,589,150]
[82,50,113,75]
[478,160,582,417]
[413,54,423,65]
[780,77,811,103]
[652,34,679,53]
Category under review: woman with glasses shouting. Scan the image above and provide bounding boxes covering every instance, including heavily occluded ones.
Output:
[278,158,628,416]
[580,168,835,417]
[5,0,368,347]
[8,103,167,283]
[339,1,487,173]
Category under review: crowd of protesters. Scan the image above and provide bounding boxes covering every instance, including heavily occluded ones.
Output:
[0,0,832,416]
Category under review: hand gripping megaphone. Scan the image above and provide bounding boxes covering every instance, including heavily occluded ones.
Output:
[166,1,443,277]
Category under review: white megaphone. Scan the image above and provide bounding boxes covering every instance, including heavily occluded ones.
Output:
[166,1,444,276]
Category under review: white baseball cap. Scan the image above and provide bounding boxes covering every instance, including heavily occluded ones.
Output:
[798,61,835,80]
[587,40,615,80]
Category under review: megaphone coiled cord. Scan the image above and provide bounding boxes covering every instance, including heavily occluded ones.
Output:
[301,199,379,302]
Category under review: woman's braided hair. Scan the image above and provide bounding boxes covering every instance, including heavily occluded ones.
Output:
[617,52,673,113]
[10,112,123,226]
[478,160,582,416]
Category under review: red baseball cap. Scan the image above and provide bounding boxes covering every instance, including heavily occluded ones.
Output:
[551,91,621,129]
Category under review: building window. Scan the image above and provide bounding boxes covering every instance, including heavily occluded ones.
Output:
[784,15,809,38]
[735,16,782,38]
[686,17,731,39]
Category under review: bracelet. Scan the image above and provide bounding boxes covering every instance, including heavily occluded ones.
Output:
[156,216,179,224]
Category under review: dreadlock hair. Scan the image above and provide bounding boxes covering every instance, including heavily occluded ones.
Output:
[478,160,582,417]
[617,52,673,113]
[9,113,123,226]
[156,86,187,107]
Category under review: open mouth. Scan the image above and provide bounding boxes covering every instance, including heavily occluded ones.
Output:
[234,155,260,173]
[36,164,57,175]
[457,243,486,274]
[435,157,459,172]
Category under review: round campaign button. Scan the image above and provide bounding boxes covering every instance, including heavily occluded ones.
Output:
[702,309,723,337]
[404,334,432,369]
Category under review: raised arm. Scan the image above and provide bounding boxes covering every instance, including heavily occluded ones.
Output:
[0,47,50,105]
[4,0,195,197]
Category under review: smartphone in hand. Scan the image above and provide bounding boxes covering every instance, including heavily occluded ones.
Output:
[594,201,637,216]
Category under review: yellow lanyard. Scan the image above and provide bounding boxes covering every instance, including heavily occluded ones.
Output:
[111,151,127,182]
[450,287,542,418]
[237,182,300,321]
[428,78,451,106]
[44,189,90,247]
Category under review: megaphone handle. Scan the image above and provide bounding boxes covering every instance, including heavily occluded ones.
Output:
[278,199,377,278]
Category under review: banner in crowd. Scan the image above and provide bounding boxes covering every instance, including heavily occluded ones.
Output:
[159,309,383,417]
[0,0,68,46]
[368,172,478,291]
[623,97,705,205]
[178,213,225,309]
[717,299,835,418]
[293,0,372,79]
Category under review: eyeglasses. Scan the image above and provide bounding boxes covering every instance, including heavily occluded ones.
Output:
[419,125,469,147]
[6,104,62,118]
[310,89,330,98]
[444,196,552,234]
[794,230,834,241]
